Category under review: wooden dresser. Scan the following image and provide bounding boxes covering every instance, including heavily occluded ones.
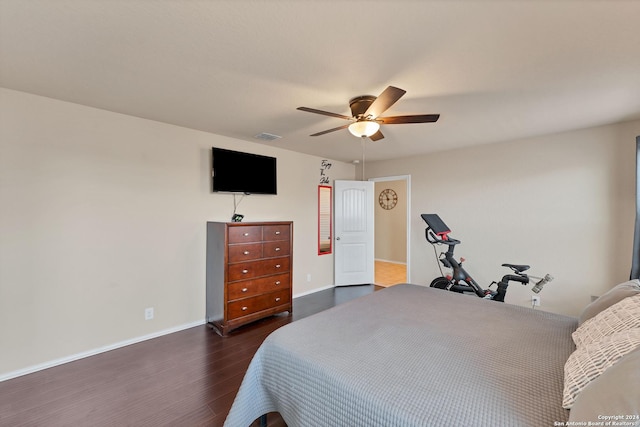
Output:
[206,221,293,336]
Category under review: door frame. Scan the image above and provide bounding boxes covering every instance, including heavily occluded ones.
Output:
[370,175,411,283]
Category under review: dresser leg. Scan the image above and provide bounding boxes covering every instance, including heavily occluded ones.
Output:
[208,320,229,337]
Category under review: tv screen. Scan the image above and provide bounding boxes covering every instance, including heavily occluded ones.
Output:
[212,147,277,195]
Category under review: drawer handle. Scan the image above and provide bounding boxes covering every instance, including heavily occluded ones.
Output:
[243,232,249,236]
[243,251,250,255]
[275,281,281,285]
[242,269,249,274]
[242,288,248,292]
[242,306,248,311]
[275,231,281,235]
[275,264,281,268]
[275,297,281,302]
[275,247,281,251]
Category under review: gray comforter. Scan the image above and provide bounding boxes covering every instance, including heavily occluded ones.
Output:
[224,284,578,427]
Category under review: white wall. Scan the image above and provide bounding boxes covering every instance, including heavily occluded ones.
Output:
[0,89,355,378]
[365,120,640,317]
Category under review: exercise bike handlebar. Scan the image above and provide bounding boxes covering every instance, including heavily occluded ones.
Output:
[426,229,460,246]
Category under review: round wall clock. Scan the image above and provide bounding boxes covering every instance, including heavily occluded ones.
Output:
[378,188,398,210]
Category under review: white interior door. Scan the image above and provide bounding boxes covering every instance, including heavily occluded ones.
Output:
[334,180,375,286]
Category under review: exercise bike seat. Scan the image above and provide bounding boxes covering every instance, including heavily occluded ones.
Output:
[502,263,530,273]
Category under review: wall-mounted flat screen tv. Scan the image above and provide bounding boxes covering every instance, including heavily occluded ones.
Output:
[212,147,277,195]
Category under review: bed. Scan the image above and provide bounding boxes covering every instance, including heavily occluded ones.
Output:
[224,283,640,427]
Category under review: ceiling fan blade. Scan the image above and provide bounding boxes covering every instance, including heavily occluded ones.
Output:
[369,130,385,141]
[378,114,440,124]
[309,123,350,137]
[297,106,353,121]
[363,86,406,119]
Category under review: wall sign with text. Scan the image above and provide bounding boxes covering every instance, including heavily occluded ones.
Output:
[319,160,332,184]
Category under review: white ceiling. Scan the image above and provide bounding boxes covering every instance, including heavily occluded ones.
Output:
[1,1,640,162]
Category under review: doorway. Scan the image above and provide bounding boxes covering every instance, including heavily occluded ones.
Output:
[371,175,410,286]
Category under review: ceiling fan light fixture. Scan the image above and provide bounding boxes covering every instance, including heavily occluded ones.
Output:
[348,120,380,138]
[298,86,439,141]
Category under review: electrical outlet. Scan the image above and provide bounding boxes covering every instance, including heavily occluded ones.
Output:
[144,307,154,320]
[307,273,312,282]
[531,296,541,307]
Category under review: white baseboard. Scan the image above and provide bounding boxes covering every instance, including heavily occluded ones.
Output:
[293,284,335,298]
[2,285,345,382]
[375,258,407,265]
[0,319,206,383]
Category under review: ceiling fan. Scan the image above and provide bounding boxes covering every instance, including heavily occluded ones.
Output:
[297,86,439,141]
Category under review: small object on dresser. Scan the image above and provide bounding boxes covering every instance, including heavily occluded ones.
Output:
[231,213,244,222]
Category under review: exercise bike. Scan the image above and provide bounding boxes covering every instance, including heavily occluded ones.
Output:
[421,214,553,302]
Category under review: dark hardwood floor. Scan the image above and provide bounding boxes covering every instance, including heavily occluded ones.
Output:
[0,284,379,427]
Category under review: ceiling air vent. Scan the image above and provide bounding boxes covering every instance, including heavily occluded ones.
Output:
[254,132,282,141]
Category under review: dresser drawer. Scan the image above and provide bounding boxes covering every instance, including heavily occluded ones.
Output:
[228,243,263,263]
[227,273,290,301]
[227,289,291,320]
[263,240,290,258]
[228,257,290,281]
[262,224,290,241]
[228,226,262,244]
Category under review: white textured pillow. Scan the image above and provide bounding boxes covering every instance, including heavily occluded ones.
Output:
[572,294,640,348]
[563,327,640,409]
